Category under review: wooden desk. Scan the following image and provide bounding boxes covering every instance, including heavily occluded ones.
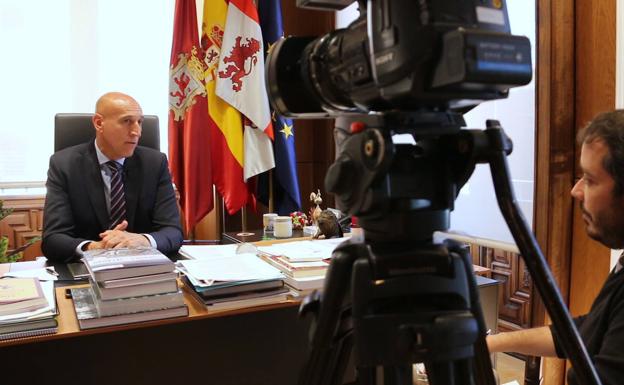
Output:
[0,241,500,385]
[1,285,310,385]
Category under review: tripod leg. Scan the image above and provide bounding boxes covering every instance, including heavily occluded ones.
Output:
[298,242,369,385]
[445,239,497,385]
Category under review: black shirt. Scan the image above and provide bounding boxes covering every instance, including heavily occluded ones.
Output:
[551,268,624,385]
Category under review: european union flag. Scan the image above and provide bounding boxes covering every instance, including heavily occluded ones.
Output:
[257,0,301,215]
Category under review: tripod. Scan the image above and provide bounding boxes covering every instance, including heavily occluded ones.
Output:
[297,113,602,385]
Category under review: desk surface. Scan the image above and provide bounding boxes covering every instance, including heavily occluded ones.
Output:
[222,228,306,244]
[1,239,500,385]
[0,281,299,349]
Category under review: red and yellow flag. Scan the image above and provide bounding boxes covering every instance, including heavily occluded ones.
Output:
[201,0,250,214]
[168,0,213,233]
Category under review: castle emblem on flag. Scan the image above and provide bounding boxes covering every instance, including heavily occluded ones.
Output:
[218,36,261,92]
[169,46,207,121]
[202,24,224,82]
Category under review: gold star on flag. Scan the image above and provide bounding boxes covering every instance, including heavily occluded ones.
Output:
[280,122,293,139]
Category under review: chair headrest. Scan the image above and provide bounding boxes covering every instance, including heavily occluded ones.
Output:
[54,113,160,152]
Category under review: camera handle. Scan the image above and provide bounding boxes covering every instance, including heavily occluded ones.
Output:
[481,121,601,385]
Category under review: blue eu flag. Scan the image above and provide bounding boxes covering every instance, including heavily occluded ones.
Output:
[257,0,302,215]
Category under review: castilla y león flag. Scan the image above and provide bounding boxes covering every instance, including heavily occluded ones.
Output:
[216,0,275,181]
[168,0,213,232]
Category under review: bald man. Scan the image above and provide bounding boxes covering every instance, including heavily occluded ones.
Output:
[42,92,183,263]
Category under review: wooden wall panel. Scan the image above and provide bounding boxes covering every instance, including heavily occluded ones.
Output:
[569,0,616,317]
[0,196,44,261]
[534,0,576,383]
[535,0,617,383]
[474,245,532,332]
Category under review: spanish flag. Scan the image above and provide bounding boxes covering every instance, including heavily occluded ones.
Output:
[201,0,250,214]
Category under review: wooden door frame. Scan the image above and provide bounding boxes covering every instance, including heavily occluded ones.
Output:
[534,0,616,384]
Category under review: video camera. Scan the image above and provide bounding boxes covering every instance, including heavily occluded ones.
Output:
[267,0,532,118]
[265,1,602,385]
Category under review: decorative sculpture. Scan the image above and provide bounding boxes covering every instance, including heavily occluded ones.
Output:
[309,189,323,225]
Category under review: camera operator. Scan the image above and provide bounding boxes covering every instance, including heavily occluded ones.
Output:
[487,110,624,385]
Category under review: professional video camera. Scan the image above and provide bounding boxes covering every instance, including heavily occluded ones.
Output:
[266,1,602,384]
[267,0,531,118]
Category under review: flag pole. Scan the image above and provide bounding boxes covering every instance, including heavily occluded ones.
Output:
[241,206,248,232]
[269,169,275,213]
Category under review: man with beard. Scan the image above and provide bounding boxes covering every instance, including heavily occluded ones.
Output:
[487,110,624,385]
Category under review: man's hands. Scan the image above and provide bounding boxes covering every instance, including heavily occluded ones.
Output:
[86,220,151,250]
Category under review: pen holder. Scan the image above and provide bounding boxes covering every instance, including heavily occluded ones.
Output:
[274,216,292,238]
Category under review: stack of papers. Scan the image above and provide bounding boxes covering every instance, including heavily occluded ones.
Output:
[177,253,283,285]
[0,278,48,316]
[177,253,288,311]
[178,237,349,293]
[0,280,58,340]
[257,237,347,262]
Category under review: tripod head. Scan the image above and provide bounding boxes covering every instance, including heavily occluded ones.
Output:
[325,111,493,243]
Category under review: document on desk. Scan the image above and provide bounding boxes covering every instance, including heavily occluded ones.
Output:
[177,253,283,283]
[257,237,349,262]
[2,268,58,281]
[178,244,240,260]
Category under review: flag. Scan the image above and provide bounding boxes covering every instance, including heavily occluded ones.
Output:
[216,0,275,181]
[168,0,212,233]
[257,0,302,215]
[202,0,250,214]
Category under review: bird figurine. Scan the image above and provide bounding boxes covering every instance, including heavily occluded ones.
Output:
[309,189,323,225]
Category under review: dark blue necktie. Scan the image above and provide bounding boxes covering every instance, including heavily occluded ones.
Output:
[106,161,126,229]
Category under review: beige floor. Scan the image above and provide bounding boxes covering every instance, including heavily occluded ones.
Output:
[496,353,525,384]
[411,354,526,384]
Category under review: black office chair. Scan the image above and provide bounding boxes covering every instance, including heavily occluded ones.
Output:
[54,113,160,152]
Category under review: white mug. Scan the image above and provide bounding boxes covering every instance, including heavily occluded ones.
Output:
[274,216,293,238]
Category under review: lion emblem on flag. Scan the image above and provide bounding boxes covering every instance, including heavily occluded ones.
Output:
[218,36,261,92]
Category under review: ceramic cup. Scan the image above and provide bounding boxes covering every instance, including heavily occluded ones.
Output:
[274,216,293,238]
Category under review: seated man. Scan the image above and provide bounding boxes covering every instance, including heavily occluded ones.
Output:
[488,110,624,385]
[42,92,183,263]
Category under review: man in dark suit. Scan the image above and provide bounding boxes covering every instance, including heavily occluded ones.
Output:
[42,92,183,263]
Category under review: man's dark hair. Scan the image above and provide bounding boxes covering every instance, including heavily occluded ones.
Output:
[578,109,624,195]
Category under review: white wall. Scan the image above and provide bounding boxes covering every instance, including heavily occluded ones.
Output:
[0,0,175,185]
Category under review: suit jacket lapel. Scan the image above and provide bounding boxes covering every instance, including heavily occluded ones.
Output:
[83,143,109,230]
[124,155,140,229]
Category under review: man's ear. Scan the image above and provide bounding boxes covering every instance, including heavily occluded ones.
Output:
[92,113,104,132]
